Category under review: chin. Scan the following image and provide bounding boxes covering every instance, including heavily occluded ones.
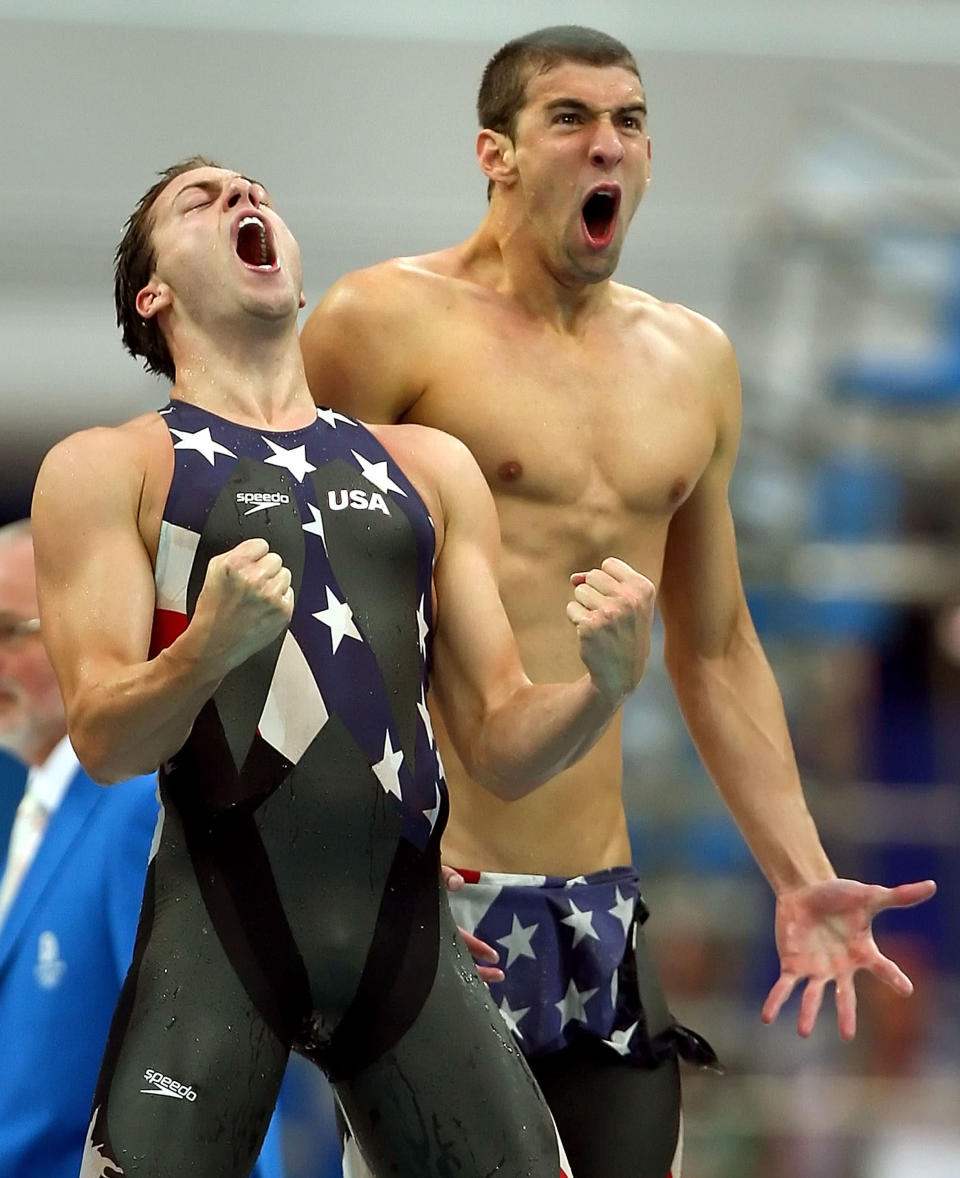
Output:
[571,257,618,285]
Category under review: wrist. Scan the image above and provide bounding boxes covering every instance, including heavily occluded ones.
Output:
[162,620,229,689]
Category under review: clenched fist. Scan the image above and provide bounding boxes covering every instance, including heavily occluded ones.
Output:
[191,538,294,674]
[567,556,656,704]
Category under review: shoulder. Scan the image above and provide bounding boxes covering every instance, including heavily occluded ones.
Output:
[368,421,488,528]
[35,413,165,500]
[305,252,461,334]
[614,284,741,414]
[614,282,734,355]
[369,420,479,482]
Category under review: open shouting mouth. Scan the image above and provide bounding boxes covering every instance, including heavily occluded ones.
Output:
[581,185,621,249]
[234,214,279,271]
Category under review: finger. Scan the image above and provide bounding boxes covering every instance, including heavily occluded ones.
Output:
[869,951,914,997]
[459,928,499,964]
[566,600,591,626]
[570,571,587,585]
[232,537,270,560]
[441,865,465,892]
[252,551,285,580]
[279,586,295,614]
[573,582,610,611]
[797,977,826,1038]
[580,567,621,596]
[599,556,640,581]
[761,973,797,1025]
[476,963,506,984]
[835,974,858,1042]
[873,879,937,913]
[268,565,293,596]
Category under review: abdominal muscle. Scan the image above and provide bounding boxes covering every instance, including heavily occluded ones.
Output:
[436,540,639,877]
[437,709,632,877]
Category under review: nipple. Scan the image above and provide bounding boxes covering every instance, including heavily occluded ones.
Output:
[497,459,524,482]
[668,477,688,505]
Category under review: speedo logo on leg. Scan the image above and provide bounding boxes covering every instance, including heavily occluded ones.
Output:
[140,1068,198,1101]
[236,491,291,515]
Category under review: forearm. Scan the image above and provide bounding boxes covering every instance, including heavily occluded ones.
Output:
[67,637,224,785]
[467,674,621,800]
[667,629,835,893]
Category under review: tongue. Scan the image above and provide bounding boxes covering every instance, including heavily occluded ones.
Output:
[583,195,616,246]
[237,224,264,267]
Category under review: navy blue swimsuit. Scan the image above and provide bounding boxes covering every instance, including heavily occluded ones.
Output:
[80,402,565,1178]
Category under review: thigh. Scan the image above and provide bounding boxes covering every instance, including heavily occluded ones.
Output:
[80,851,290,1177]
[530,1042,682,1178]
[333,900,568,1178]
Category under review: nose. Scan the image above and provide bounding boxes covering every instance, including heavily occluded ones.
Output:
[223,176,263,211]
[590,120,625,169]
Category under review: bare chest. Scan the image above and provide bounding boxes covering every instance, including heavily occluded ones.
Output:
[405,318,716,554]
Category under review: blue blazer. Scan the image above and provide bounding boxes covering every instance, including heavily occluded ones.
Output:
[0,765,285,1178]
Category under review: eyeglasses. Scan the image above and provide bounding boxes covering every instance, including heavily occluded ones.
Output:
[0,617,41,647]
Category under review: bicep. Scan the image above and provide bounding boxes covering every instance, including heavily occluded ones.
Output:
[658,468,746,657]
[32,438,157,708]
[659,336,748,657]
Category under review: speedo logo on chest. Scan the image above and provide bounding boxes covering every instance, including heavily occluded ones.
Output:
[236,491,291,515]
[327,489,390,516]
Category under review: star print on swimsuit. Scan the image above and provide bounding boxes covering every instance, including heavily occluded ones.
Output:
[169,426,237,466]
[453,867,651,1058]
[152,398,447,851]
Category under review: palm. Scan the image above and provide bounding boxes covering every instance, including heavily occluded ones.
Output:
[762,877,936,1040]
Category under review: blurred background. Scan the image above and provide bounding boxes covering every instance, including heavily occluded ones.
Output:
[1,2,959,1175]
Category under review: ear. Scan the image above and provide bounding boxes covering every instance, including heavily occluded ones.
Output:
[476,129,517,188]
[135,280,171,321]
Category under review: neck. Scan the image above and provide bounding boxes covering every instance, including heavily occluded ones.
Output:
[466,203,613,332]
[169,320,315,429]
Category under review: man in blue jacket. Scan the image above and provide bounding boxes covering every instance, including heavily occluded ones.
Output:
[0,519,286,1178]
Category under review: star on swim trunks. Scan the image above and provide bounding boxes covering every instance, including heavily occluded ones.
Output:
[561,900,600,947]
[497,914,539,968]
[555,978,598,1028]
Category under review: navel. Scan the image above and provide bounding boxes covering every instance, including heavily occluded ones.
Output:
[498,459,524,482]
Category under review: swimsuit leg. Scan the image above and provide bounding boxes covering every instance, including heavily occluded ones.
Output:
[333,896,569,1178]
[79,806,290,1177]
[530,1042,681,1178]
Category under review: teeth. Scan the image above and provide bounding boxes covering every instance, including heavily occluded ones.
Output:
[239,215,263,229]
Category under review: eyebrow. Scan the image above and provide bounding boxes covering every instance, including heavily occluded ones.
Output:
[171,174,267,206]
[544,97,648,118]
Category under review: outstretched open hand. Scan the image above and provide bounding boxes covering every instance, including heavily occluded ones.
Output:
[762,877,936,1041]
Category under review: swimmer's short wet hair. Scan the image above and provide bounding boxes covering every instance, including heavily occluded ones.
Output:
[477,25,640,140]
[114,156,222,383]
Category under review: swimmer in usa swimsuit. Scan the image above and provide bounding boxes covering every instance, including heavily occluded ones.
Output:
[30,159,663,1177]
